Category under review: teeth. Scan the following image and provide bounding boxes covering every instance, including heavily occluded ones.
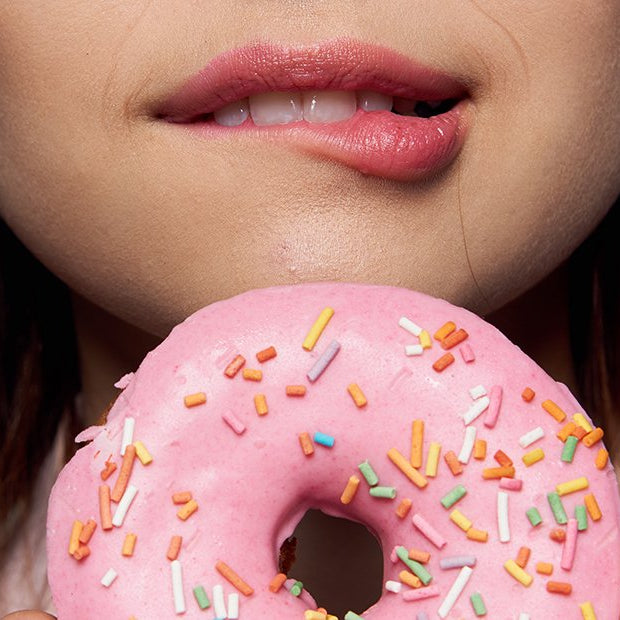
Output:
[213,98,249,127]
[357,90,393,112]
[303,90,357,123]
[249,91,303,126]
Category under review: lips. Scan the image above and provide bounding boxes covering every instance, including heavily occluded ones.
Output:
[155,39,470,182]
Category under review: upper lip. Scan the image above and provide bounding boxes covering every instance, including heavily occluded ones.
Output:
[156,38,469,122]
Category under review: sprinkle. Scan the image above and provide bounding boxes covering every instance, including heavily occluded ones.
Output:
[503,560,533,586]
[541,399,567,423]
[519,426,545,448]
[71,543,90,562]
[432,353,454,372]
[112,484,138,527]
[177,499,198,521]
[396,498,413,518]
[370,486,397,499]
[224,354,246,378]
[256,345,277,363]
[111,444,136,503]
[466,528,488,542]
[550,528,567,542]
[526,507,543,527]
[494,450,513,467]
[499,477,523,491]
[412,513,447,549]
[286,385,307,396]
[303,307,334,351]
[440,484,467,509]
[459,343,475,363]
[473,439,487,460]
[307,340,341,382]
[299,432,315,456]
[572,426,588,440]
[561,519,578,570]
[99,485,113,530]
[172,491,192,504]
[193,585,211,610]
[469,384,487,399]
[583,427,604,447]
[441,328,469,350]
[425,442,441,477]
[215,560,254,596]
[171,560,186,614]
[228,593,239,619]
[402,586,440,601]
[522,448,545,467]
[579,602,597,619]
[120,417,135,456]
[395,546,433,585]
[167,535,183,561]
[515,546,531,569]
[437,566,473,618]
[290,580,304,596]
[595,448,609,469]
[385,580,402,593]
[242,368,262,381]
[131,441,152,466]
[78,519,97,545]
[547,581,572,595]
[314,432,335,448]
[458,426,477,464]
[399,570,422,589]
[340,475,360,504]
[344,612,366,620]
[497,491,510,542]
[222,411,246,435]
[556,476,589,496]
[561,435,579,463]
[419,330,432,349]
[101,568,118,588]
[387,448,428,488]
[439,555,477,570]
[463,396,490,425]
[269,573,287,593]
[347,383,367,407]
[482,465,515,479]
[584,493,602,521]
[518,615,531,620]
[547,492,568,524]
[536,562,553,575]
[305,611,327,620]
[573,413,593,432]
[410,420,425,468]
[409,549,431,563]
[405,343,424,356]
[122,533,137,557]
[521,387,535,402]
[184,392,207,407]
[68,521,83,556]
[484,385,503,428]
[434,321,456,342]
[254,393,269,416]
[470,592,487,616]
[399,316,423,336]
[450,509,472,532]
[100,459,117,481]
[358,460,379,486]
[416,613,430,620]
[213,584,227,618]
[557,421,577,442]
[444,451,463,476]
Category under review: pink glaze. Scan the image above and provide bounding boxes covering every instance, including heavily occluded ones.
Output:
[47,283,620,619]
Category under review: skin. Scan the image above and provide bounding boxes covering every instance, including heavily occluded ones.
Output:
[0,1,618,616]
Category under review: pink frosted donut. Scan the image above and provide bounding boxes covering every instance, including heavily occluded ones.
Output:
[47,283,620,619]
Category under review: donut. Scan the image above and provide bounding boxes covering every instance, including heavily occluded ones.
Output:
[46,282,620,619]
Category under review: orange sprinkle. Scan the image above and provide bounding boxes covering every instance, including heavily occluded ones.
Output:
[111,444,136,503]
[166,535,182,561]
[215,560,254,596]
[256,346,277,363]
[268,573,287,593]
[177,499,198,521]
[396,498,413,519]
[254,393,268,416]
[515,546,531,569]
[521,387,535,402]
[584,493,602,521]
[432,353,455,372]
[409,548,431,563]
[549,528,567,543]
[172,491,193,504]
[100,460,117,481]
[410,420,424,468]
[72,544,90,561]
[482,465,515,479]
[444,450,463,476]
[99,485,113,530]
[78,519,97,544]
[224,354,246,378]
[184,392,207,408]
[340,475,360,504]
[595,448,609,470]
[399,570,422,589]
[546,581,572,595]
[572,426,587,441]
[68,521,83,556]
[286,385,307,397]
[387,448,428,488]
[122,533,137,557]
[541,399,567,423]
[347,383,367,407]
[440,328,468,350]
[466,528,489,542]
[242,368,263,382]
[494,450,513,467]
[473,439,487,460]
[536,562,553,575]
[583,427,604,448]
[557,421,577,442]
[299,432,315,456]
[434,321,456,342]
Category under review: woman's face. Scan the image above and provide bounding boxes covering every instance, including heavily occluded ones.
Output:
[1,1,619,336]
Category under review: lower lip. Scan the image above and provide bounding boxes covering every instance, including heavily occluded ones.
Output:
[165,102,468,182]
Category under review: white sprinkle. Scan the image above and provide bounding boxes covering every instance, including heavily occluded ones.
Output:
[519,426,545,448]
[100,568,117,587]
[463,396,490,425]
[437,566,473,618]
[213,584,227,619]
[518,615,531,620]
[171,560,186,615]
[112,484,138,527]
[497,491,510,543]
[405,344,424,356]
[458,425,477,464]
[385,580,402,593]
[469,384,487,400]
[399,316,423,336]
[227,593,239,619]
[222,411,246,435]
[120,416,135,456]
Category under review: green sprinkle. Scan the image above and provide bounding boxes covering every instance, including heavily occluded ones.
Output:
[358,460,379,486]
[395,546,433,585]
[192,585,210,610]
[344,612,365,620]
[561,435,578,463]
[290,580,304,596]
[575,504,588,530]
[369,486,397,499]
[526,506,543,527]
[470,592,487,616]
[440,484,467,509]
[547,492,568,524]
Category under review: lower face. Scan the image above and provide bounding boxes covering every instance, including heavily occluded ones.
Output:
[0,1,619,337]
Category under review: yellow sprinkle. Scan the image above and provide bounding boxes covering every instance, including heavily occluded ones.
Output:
[304,611,327,620]
[556,476,589,496]
[425,442,441,477]
[419,330,432,349]
[177,499,199,521]
[68,520,83,556]
[347,383,367,408]
[122,533,137,556]
[522,447,545,467]
[133,441,153,465]
[242,368,263,381]
[573,413,593,433]
[449,509,472,532]
[184,392,206,408]
[254,393,268,416]
[387,447,428,488]
[541,399,567,423]
[302,307,334,351]
[579,601,597,620]
[504,559,533,586]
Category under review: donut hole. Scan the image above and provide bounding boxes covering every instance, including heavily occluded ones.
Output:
[280,509,383,617]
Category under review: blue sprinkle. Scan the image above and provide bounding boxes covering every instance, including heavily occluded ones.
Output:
[314,432,335,448]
